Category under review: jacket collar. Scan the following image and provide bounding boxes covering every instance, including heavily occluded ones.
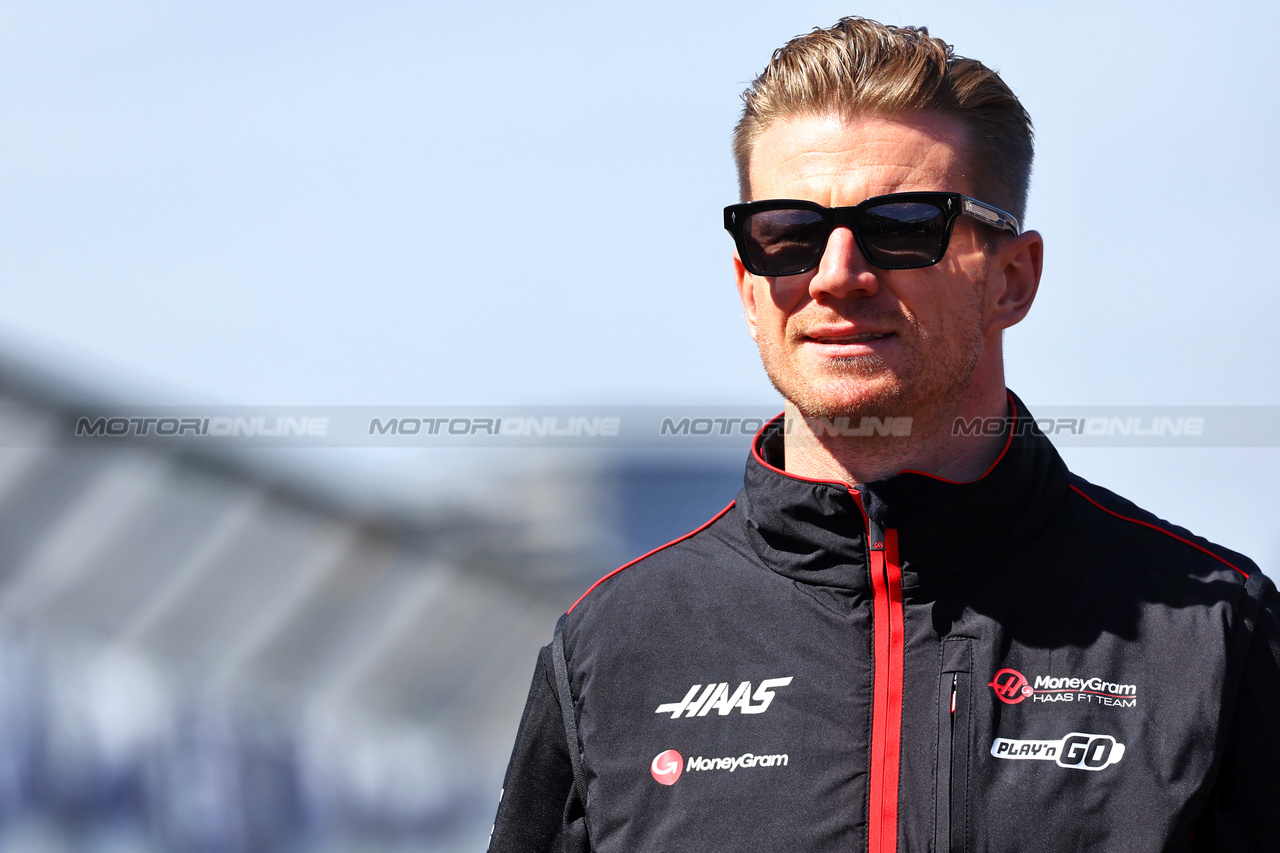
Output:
[737,391,1069,593]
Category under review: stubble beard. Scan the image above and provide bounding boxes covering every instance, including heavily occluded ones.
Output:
[757,282,989,426]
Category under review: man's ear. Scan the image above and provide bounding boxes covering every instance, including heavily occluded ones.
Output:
[985,230,1043,335]
[734,254,761,342]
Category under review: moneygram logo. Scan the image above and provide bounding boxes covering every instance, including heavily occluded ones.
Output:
[989,668,1033,704]
[686,753,790,773]
[650,750,683,785]
[988,668,1138,708]
[991,733,1126,771]
[650,749,790,784]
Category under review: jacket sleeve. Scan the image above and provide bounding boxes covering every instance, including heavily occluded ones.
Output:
[1193,573,1280,851]
[487,643,575,853]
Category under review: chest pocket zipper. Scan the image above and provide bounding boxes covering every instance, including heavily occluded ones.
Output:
[935,639,973,853]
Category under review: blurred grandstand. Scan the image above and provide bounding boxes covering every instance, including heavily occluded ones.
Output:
[0,359,744,851]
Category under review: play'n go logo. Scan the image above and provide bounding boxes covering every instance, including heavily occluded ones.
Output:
[989,668,1033,704]
[651,750,683,785]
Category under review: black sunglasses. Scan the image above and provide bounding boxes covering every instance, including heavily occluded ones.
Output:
[724,192,1020,276]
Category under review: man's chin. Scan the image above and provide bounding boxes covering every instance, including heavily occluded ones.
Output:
[774,376,907,423]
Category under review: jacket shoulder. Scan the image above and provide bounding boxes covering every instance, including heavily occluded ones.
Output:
[564,499,744,621]
[1065,473,1260,582]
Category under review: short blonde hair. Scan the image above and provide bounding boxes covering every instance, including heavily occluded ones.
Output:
[733,17,1034,221]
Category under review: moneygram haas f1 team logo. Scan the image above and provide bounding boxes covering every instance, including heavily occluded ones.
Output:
[989,668,1034,704]
[989,667,1139,708]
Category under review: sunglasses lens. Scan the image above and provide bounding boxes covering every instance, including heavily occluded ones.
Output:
[742,208,828,276]
[857,201,948,268]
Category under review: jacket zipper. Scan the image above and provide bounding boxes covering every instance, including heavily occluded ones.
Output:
[936,639,973,853]
[852,489,904,853]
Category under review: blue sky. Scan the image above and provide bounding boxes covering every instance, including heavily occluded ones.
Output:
[2,1,1277,569]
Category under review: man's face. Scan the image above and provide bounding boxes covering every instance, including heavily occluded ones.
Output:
[736,112,1000,421]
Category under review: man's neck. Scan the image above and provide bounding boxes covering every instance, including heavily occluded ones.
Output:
[781,387,1011,485]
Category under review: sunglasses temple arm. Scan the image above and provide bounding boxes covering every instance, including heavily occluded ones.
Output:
[960,197,1020,235]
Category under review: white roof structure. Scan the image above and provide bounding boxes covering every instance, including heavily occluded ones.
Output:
[0,371,590,851]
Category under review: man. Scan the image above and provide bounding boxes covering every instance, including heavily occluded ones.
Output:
[489,17,1279,852]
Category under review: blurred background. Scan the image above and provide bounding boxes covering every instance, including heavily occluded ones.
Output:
[0,1,1277,849]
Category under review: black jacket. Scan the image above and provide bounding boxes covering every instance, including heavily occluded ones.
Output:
[489,395,1280,852]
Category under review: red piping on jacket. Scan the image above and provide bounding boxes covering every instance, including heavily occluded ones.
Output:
[1069,485,1249,579]
[854,491,904,853]
[750,414,850,486]
[567,501,737,613]
[755,414,908,851]
[898,389,1018,483]
[752,390,1019,486]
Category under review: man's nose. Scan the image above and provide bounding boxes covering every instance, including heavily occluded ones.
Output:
[808,227,880,301]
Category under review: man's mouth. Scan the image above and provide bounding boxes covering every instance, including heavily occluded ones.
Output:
[812,332,893,344]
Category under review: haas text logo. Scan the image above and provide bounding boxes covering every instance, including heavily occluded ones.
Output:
[655,677,792,718]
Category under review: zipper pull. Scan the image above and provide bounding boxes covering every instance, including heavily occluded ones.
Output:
[950,673,958,715]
